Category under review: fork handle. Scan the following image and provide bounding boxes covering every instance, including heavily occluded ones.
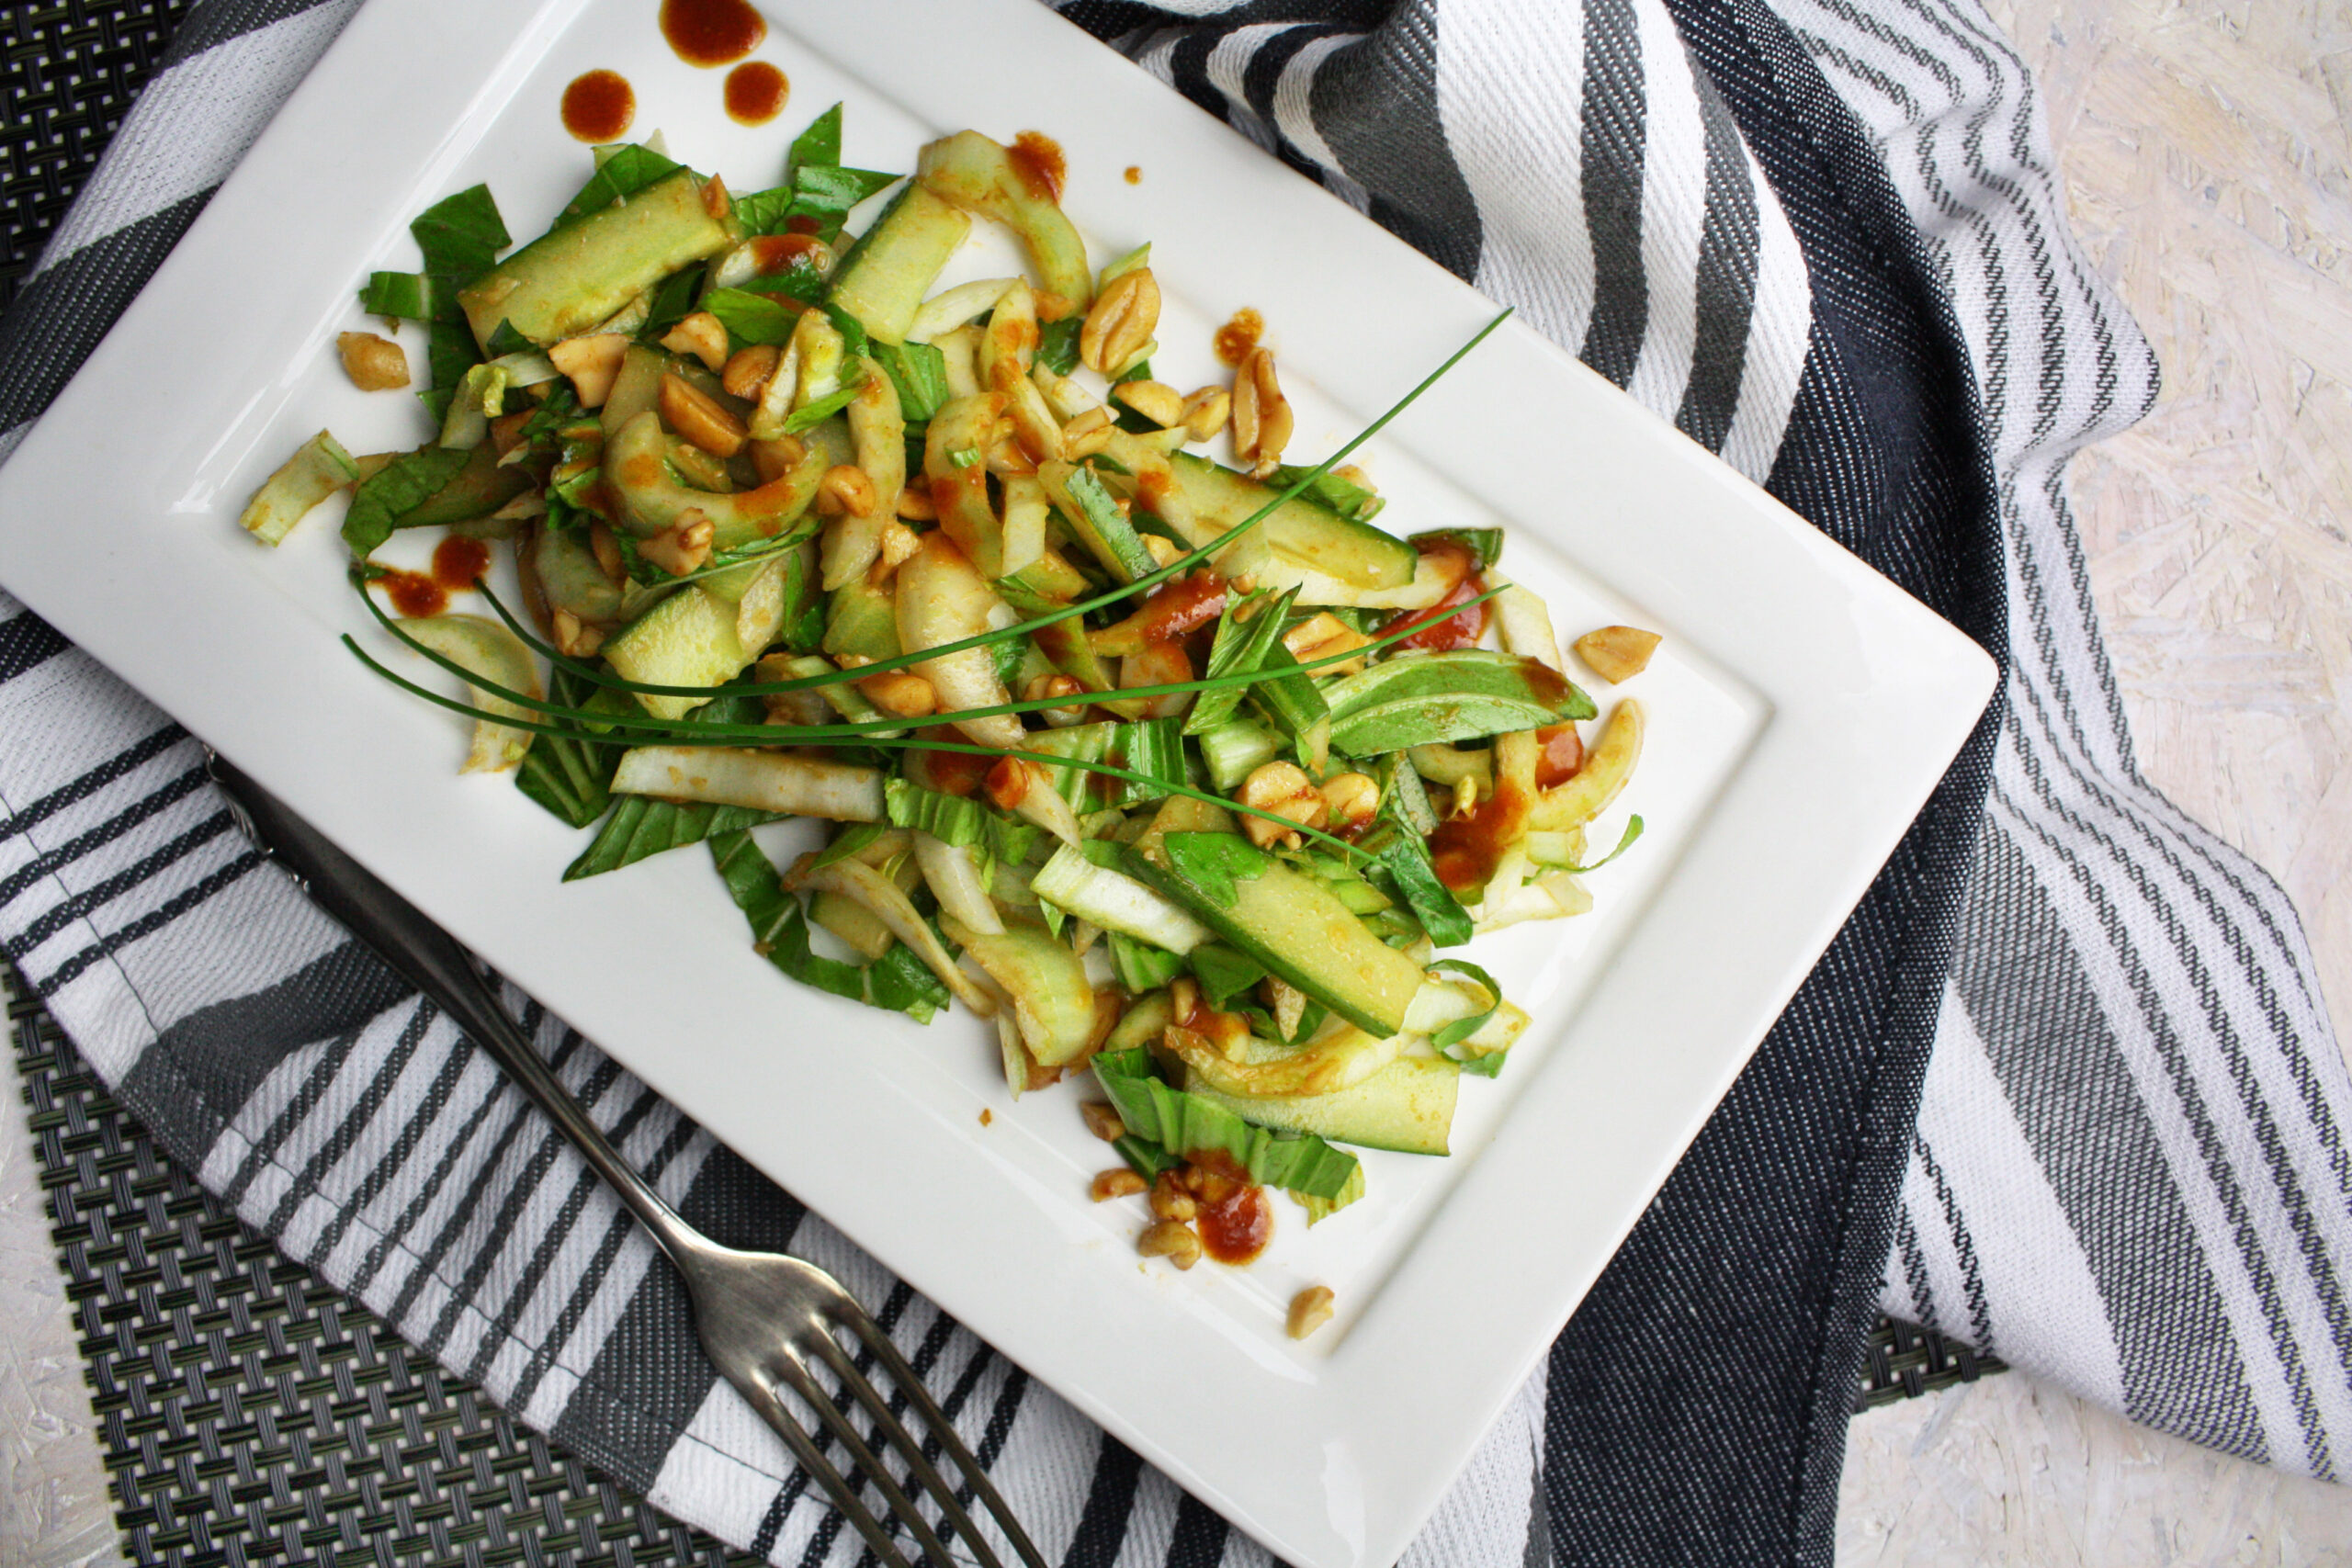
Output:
[206,750,707,1265]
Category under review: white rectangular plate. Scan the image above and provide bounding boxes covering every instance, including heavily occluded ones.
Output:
[0,1,1996,1562]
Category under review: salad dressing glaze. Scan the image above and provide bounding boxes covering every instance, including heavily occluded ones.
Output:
[659,0,764,67]
[560,71,633,143]
[1215,308,1263,367]
[723,62,788,126]
[372,537,485,620]
[1007,132,1067,203]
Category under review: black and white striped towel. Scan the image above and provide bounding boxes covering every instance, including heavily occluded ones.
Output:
[0,0,2343,1564]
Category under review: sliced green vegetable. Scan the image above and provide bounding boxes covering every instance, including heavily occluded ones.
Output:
[1092,1048,1360,1199]
[560,143,684,224]
[711,830,946,1021]
[884,778,1043,864]
[458,169,732,349]
[915,131,1092,308]
[1129,832,1424,1036]
[1049,464,1156,581]
[828,183,971,344]
[1108,932,1186,994]
[1194,716,1281,795]
[1184,587,1295,736]
[1321,650,1594,755]
[342,446,473,558]
[1358,822,1474,948]
[514,664,628,828]
[1032,842,1211,953]
[241,431,357,546]
[1186,1056,1460,1156]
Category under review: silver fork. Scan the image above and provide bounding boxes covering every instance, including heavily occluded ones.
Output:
[206,751,1049,1568]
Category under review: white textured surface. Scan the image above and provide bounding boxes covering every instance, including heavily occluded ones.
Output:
[1840,1374,2352,1564]
[0,1055,120,1568]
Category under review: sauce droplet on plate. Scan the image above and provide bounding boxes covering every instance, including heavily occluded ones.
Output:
[432,534,491,591]
[724,61,788,125]
[1007,130,1067,203]
[1215,307,1263,367]
[1124,164,1142,185]
[1197,1182,1273,1265]
[378,570,445,619]
[560,70,634,142]
[660,0,765,67]
[373,536,490,621]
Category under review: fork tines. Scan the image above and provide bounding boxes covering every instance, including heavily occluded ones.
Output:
[743,1303,1048,1568]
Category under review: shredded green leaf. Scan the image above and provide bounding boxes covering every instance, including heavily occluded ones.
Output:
[341,446,472,558]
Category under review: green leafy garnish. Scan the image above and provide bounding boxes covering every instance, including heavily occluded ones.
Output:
[341,446,471,558]
[514,665,629,828]
[710,831,948,1021]
[873,340,949,422]
[560,143,683,224]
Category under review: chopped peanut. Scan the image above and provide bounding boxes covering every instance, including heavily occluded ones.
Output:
[1080,267,1159,376]
[894,484,937,521]
[1231,349,1293,479]
[1317,773,1380,831]
[721,343,780,400]
[749,434,806,482]
[873,519,922,580]
[1023,673,1089,726]
[1180,386,1230,443]
[1148,1171,1199,1223]
[1112,378,1184,428]
[336,331,409,391]
[637,509,715,576]
[816,464,877,518]
[1136,1218,1202,1269]
[1572,626,1663,683]
[858,670,937,717]
[1034,288,1078,323]
[1080,1101,1126,1142]
[1238,761,1328,849]
[1091,1168,1147,1201]
[548,333,628,408]
[659,311,729,372]
[1283,611,1370,677]
[549,609,604,659]
[1286,1285,1336,1340]
[660,373,746,457]
[1142,535,1184,569]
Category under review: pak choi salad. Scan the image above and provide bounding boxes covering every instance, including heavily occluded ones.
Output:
[240,106,1657,1304]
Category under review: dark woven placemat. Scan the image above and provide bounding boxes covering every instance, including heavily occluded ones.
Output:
[0,0,191,310]
[7,962,763,1568]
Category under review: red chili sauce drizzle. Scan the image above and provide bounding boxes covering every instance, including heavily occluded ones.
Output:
[1122,571,1226,648]
[1376,540,1487,653]
[1215,307,1263,367]
[375,536,490,620]
[920,740,996,799]
[1007,131,1067,203]
[659,0,765,66]
[1427,791,1525,897]
[724,61,788,125]
[560,70,634,142]
[749,232,830,276]
[1534,723,1586,789]
[1188,1151,1273,1266]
